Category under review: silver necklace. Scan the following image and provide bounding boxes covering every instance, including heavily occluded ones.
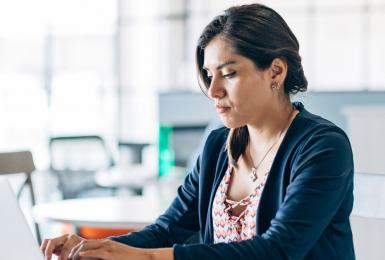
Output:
[248,106,295,182]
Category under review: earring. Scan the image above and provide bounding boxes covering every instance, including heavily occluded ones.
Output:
[272,82,281,90]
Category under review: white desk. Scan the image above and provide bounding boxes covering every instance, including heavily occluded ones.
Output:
[33,196,171,230]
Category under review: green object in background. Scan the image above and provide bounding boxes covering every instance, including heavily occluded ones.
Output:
[158,125,175,177]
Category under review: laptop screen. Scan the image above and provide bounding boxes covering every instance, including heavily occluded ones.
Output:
[0,178,44,260]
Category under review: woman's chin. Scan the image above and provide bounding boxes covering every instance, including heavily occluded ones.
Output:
[220,118,244,129]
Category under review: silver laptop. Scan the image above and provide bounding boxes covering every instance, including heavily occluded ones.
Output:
[0,178,44,260]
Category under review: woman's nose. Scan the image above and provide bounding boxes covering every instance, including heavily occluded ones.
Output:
[207,77,225,99]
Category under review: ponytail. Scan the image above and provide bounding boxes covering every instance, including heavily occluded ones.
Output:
[226,126,249,167]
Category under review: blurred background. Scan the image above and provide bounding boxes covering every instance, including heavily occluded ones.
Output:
[0,0,385,259]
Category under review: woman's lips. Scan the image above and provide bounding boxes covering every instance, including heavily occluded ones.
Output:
[216,105,231,113]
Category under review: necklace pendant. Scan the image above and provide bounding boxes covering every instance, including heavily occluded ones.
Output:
[250,167,258,182]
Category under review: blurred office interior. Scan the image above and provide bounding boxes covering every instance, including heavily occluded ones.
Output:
[1,0,385,259]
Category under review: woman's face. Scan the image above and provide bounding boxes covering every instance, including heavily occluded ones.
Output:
[203,37,275,128]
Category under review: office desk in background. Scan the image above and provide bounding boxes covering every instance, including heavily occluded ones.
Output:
[33,196,171,230]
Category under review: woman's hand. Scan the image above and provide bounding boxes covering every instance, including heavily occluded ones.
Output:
[40,233,84,260]
[68,239,152,260]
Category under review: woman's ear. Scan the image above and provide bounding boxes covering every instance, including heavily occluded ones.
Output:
[270,58,288,84]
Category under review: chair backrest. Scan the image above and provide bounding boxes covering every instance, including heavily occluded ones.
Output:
[0,151,35,176]
[49,135,114,171]
[0,151,36,200]
[49,135,114,199]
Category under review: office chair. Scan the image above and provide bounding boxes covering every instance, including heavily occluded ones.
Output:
[49,136,139,238]
[0,150,41,244]
[49,135,115,199]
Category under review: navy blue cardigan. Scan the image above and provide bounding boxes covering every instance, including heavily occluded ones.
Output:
[110,102,355,260]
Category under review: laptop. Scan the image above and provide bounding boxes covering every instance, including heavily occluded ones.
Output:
[0,178,44,260]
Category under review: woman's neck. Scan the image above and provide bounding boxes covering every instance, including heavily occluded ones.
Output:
[247,101,297,151]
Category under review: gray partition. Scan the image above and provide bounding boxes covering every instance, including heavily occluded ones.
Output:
[159,90,385,130]
[159,90,385,169]
[294,91,385,132]
[158,91,217,127]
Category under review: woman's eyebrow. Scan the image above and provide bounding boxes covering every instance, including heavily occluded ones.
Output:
[203,60,236,71]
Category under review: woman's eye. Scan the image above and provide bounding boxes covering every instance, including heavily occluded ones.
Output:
[223,71,236,78]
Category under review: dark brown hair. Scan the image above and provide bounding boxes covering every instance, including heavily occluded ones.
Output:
[195,4,307,166]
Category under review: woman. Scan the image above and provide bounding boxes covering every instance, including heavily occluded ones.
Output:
[42,4,355,260]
